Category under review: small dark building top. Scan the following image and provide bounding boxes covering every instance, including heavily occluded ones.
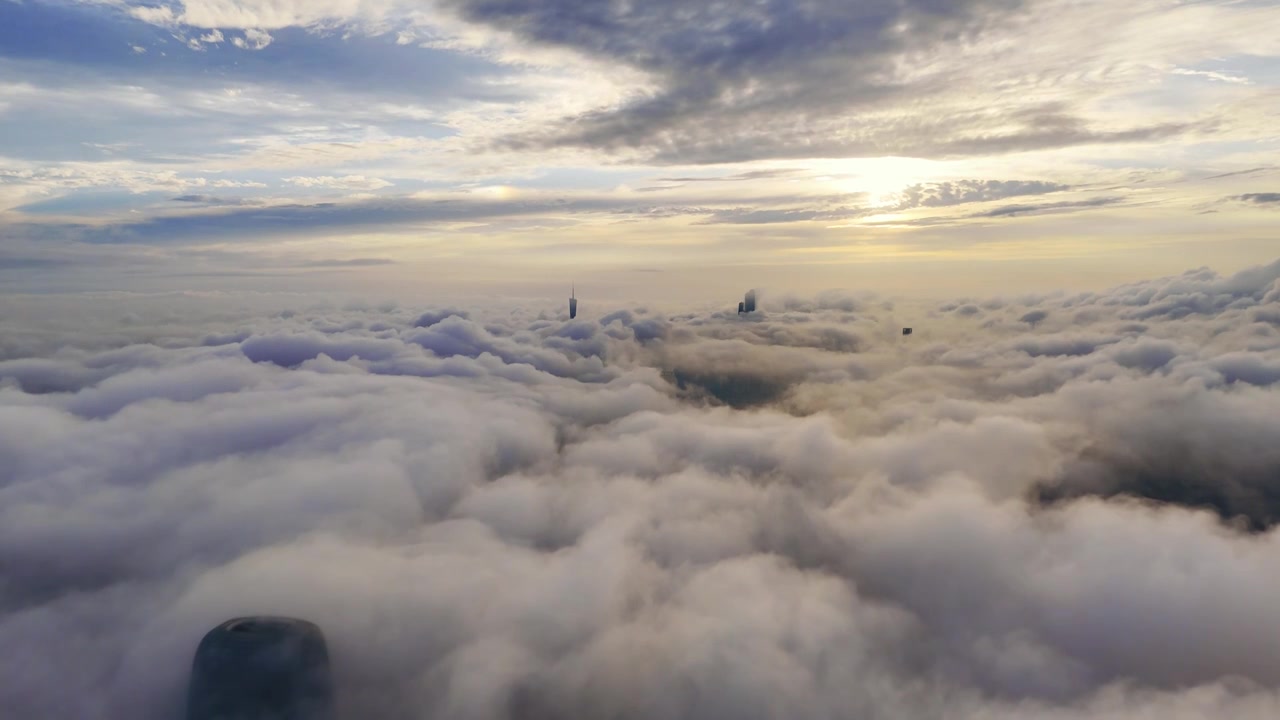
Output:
[186,616,333,720]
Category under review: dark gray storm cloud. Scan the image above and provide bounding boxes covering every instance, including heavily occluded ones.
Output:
[3,258,1280,719]
[441,0,1197,163]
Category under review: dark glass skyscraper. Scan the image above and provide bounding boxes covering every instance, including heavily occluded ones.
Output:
[186,616,334,720]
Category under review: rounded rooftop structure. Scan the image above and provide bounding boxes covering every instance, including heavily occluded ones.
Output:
[185,616,333,720]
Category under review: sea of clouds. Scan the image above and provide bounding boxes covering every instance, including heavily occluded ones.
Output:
[3,258,1280,719]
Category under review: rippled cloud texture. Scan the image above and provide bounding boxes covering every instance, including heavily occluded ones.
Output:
[4,258,1280,719]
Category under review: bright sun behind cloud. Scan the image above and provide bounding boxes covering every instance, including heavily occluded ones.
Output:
[813,156,948,207]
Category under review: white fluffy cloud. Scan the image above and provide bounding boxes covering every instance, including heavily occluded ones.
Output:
[231,28,273,50]
[2,259,1280,718]
[286,175,395,190]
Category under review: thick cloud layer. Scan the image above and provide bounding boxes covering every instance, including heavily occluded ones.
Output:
[3,259,1280,719]
[442,0,1204,163]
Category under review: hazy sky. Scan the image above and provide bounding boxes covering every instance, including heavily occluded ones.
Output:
[1,0,1278,300]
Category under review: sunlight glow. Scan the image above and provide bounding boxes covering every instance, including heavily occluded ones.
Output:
[815,157,947,206]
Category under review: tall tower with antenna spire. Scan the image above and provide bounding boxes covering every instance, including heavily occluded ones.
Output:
[569,284,578,319]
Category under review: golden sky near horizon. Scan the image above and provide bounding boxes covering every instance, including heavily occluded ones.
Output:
[1,0,1277,299]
